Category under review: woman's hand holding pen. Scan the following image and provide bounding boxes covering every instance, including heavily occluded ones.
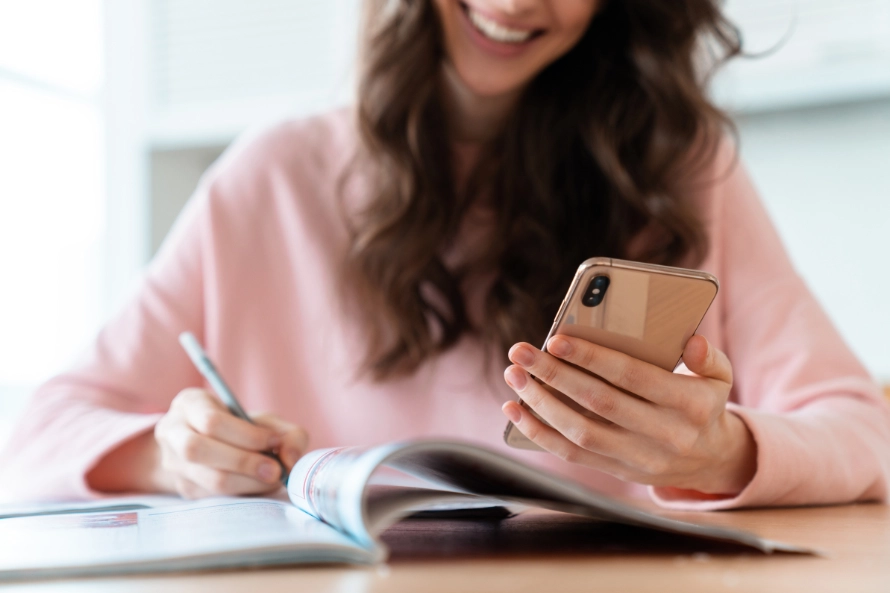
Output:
[501,335,757,497]
[152,388,308,498]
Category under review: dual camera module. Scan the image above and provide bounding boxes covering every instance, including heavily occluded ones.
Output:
[581,275,610,307]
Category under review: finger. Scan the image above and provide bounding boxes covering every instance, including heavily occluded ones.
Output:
[680,335,733,385]
[501,401,626,474]
[184,403,280,452]
[540,337,673,405]
[253,414,309,469]
[173,387,225,412]
[503,401,680,486]
[183,461,281,496]
[504,365,626,457]
[173,475,216,500]
[505,345,659,432]
[166,425,283,484]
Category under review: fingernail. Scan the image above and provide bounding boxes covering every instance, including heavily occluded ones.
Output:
[510,345,535,367]
[267,435,282,449]
[502,403,522,424]
[504,366,528,391]
[547,337,571,357]
[257,462,278,482]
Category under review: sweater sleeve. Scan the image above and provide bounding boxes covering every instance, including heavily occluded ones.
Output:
[0,180,212,502]
[649,147,890,510]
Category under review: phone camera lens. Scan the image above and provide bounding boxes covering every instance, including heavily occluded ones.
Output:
[582,275,610,308]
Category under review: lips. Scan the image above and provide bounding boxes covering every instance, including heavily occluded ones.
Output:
[459,2,544,46]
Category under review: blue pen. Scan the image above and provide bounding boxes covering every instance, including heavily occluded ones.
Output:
[178,331,289,486]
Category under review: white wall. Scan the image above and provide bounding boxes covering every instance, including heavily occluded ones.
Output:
[148,99,890,382]
[736,99,890,381]
[140,0,890,383]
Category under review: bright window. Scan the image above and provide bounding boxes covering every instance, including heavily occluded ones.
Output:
[0,0,105,448]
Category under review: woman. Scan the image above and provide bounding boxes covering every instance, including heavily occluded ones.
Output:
[2,0,888,509]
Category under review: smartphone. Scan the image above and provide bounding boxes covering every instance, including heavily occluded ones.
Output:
[503,257,718,451]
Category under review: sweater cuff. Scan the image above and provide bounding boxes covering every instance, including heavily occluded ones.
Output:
[0,407,163,502]
[648,403,778,510]
[76,411,164,499]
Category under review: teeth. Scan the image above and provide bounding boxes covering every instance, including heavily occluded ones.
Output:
[468,7,534,44]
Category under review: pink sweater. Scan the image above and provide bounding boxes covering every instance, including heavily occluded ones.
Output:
[2,109,889,509]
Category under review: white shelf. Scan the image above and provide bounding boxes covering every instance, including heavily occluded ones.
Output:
[147,91,350,149]
[712,56,890,113]
[714,0,890,111]
[143,0,890,148]
[146,0,358,149]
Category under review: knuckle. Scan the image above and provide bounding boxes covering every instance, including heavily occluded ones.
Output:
[616,363,643,392]
[523,422,541,443]
[243,421,274,448]
[590,392,618,418]
[180,434,204,462]
[250,412,273,424]
[290,427,309,451]
[207,471,232,494]
[668,432,696,456]
[560,446,582,464]
[671,391,693,413]
[153,417,171,439]
[236,453,260,476]
[253,413,285,433]
[575,385,598,409]
[577,344,597,370]
[200,410,226,435]
[176,388,206,405]
[159,454,176,473]
[169,391,188,409]
[687,402,712,427]
[251,427,275,450]
[535,361,559,385]
[570,428,597,451]
[521,385,545,409]
[640,455,669,477]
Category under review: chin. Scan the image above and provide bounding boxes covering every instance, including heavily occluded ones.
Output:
[451,60,531,99]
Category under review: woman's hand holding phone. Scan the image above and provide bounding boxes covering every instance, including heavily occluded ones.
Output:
[501,334,757,497]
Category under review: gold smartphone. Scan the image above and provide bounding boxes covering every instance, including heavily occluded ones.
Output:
[503,257,719,451]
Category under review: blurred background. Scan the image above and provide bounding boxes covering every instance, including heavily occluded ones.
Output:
[1,0,888,450]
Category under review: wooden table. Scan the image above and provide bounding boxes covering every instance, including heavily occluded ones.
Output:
[4,502,889,593]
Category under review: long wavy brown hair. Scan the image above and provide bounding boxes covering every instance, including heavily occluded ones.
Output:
[346,0,741,380]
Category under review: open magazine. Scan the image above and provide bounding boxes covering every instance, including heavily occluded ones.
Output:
[0,440,811,580]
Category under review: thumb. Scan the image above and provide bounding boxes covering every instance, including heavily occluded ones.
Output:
[253,413,309,470]
[681,335,733,385]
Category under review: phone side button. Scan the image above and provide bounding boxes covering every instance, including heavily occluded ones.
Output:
[556,299,567,320]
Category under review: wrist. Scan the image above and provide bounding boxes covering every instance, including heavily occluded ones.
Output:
[701,411,758,495]
[86,429,174,494]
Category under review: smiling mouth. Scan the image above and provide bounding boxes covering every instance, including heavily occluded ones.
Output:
[459,2,544,45]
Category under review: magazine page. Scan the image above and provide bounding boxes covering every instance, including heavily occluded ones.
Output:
[287,440,813,555]
[287,444,512,548]
[376,441,814,554]
[287,446,378,532]
[0,497,377,582]
[0,494,185,520]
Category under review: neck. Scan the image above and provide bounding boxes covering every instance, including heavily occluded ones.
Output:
[440,64,521,144]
